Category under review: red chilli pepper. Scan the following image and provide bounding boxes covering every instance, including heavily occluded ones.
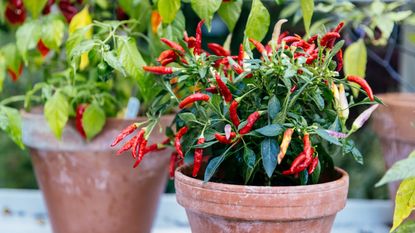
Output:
[277,128,294,164]
[111,123,138,147]
[132,139,148,168]
[303,134,312,159]
[143,66,175,75]
[160,38,185,54]
[229,100,240,127]
[346,75,374,101]
[282,36,301,45]
[157,50,177,63]
[58,0,77,22]
[307,35,318,44]
[208,43,230,56]
[169,152,179,178]
[320,32,340,47]
[75,104,88,139]
[205,86,219,94]
[37,40,50,57]
[179,93,210,109]
[336,49,343,72]
[282,152,306,175]
[132,129,146,159]
[5,0,26,25]
[7,64,23,82]
[308,156,319,174]
[192,137,205,177]
[42,0,54,15]
[215,73,232,103]
[215,132,237,144]
[238,44,244,66]
[306,53,318,65]
[239,111,260,135]
[248,38,266,56]
[333,22,345,33]
[194,20,204,55]
[116,134,138,155]
[175,126,188,158]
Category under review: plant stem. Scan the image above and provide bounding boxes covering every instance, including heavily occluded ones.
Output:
[0,95,27,106]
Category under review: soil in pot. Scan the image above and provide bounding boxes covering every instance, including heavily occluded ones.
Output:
[22,111,173,233]
[175,163,349,233]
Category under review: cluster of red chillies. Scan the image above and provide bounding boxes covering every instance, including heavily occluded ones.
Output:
[111,123,170,169]
[139,21,376,179]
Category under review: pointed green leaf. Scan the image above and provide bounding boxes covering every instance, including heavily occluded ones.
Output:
[82,103,106,140]
[376,151,415,187]
[16,20,42,63]
[255,124,283,137]
[391,178,415,232]
[218,0,242,32]
[243,147,256,184]
[268,95,281,120]
[316,129,341,146]
[0,106,24,148]
[158,0,181,24]
[244,0,270,43]
[300,0,314,35]
[261,137,278,178]
[190,0,222,28]
[44,92,69,139]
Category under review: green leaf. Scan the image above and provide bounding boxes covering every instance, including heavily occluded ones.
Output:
[158,0,181,24]
[178,112,197,123]
[44,92,69,139]
[268,95,280,120]
[103,50,126,76]
[395,220,415,233]
[300,0,314,35]
[41,18,65,50]
[391,178,415,232]
[316,129,341,146]
[218,0,242,32]
[244,0,270,44]
[0,106,24,148]
[66,26,92,58]
[204,144,235,182]
[255,124,283,137]
[23,0,47,18]
[82,103,106,140]
[312,89,325,111]
[243,147,256,184]
[16,20,42,63]
[0,54,5,93]
[1,44,21,75]
[343,139,363,164]
[190,0,222,28]
[117,36,156,103]
[299,170,309,185]
[376,151,415,187]
[275,0,285,5]
[69,40,97,61]
[119,0,151,32]
[261,137,278,178]
[344,39,367,97]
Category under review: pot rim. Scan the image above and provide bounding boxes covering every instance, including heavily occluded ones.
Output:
[376,92,415,108]
[175,164,348,194]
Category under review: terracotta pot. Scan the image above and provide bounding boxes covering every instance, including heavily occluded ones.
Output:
[372,93,415,202]
[21,111,173,233]
[175,164,349,233]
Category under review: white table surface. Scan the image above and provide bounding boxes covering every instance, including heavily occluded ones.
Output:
[0,189,393,233]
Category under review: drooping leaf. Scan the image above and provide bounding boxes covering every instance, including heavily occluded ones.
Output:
[190,0,222,28]
[261,137,278,178]
[218,0,242,32]
[158,0,181,24]
[82,103,106,140]
[44,91,69,139]
[376,151,415,187]
[391,178,415,232]
[0,106,24,148]
[268,95,281,120]
[178,112,197,123]
[244,0,270,43]
[300,0,314,35]
[23,0,47,18]
[316,129,341,146]
[255,124,283,137]
[343,139,363,164]
[41,18,65,50]
[16,20,42,63]
[103,50,126,76]
[243,147,256,184]
[344,39,367,97]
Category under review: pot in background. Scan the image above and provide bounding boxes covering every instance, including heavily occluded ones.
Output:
[22,111,173,233]
[175,164,349,233]
[371,93,415,202]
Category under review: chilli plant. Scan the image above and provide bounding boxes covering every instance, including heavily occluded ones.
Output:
[112,19,381,186]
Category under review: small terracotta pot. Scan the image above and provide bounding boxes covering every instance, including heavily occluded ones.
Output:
[372,93,415,203]
[21,111,173,233]
[175,164,349,233]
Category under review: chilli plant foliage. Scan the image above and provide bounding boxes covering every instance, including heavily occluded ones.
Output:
[0,0,245,147]
[113,19,381,186]
[376,151,415,233]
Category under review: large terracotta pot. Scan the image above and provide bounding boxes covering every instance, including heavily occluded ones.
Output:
[175,164,349,233]
[372,93,415,201]
[21,111,173,233]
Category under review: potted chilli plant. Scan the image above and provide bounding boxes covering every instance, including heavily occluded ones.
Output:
[114,19,381,232]
[0,1,189,232]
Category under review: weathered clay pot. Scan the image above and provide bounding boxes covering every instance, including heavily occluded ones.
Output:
[21,111,173,233]
[372,93,415,202]
[175,164,349,233]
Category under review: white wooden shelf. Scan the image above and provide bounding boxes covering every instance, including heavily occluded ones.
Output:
[0,189,393,233]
